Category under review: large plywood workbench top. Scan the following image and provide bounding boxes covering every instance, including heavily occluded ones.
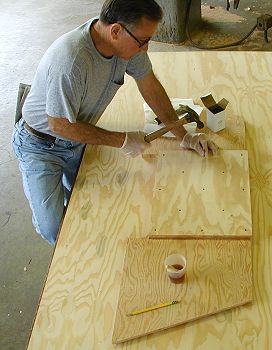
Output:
[27,52,272,349]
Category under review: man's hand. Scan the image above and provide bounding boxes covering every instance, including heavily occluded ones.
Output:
[121,131,150,158]
[180,132,218,157]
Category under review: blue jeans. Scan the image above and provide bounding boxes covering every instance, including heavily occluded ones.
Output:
[12,119,85,245]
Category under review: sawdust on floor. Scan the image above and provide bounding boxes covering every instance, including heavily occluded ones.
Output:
[201,5,246,23]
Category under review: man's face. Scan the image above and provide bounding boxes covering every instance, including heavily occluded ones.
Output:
[114,17,159,60]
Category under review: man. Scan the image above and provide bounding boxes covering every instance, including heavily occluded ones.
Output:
[12,0,217,245]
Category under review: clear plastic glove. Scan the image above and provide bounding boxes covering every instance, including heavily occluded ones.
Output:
[180,132,218,157]
[120,131,150,158]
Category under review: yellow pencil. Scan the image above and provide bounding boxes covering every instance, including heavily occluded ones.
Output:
[127,300,179,316]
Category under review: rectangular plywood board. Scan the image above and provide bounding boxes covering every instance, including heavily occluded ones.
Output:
[112,238,252,344]
[149,150,252,239]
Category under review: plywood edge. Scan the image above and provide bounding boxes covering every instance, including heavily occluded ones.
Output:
[148,234,252,240]
[112,299,253,344]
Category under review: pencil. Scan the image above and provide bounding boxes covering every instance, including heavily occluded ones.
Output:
[127,300,179,316]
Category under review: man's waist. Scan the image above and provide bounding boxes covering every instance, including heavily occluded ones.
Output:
[23,120,56,143]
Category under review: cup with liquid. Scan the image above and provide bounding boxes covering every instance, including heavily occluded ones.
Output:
[164,254,187,283]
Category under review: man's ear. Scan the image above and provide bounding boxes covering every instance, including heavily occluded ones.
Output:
[110,23,121,41]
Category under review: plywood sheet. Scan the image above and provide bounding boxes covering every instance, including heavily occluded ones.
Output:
[28,52,272,350]
[113,238,252,344]
[150,150,252,239]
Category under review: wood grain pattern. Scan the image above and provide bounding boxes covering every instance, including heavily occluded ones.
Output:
[27,146,157,350]
[27,52,272,350]
[150,150,252,239]
[113,238,252,344]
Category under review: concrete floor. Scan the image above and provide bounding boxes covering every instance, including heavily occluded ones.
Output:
[0,1,272,349]
[152,0,272,50]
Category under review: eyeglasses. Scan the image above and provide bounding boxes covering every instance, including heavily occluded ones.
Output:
[118,23,151,48]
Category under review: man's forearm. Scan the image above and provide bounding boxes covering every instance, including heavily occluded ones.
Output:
[137,72,187,141]
[48,116,126,148]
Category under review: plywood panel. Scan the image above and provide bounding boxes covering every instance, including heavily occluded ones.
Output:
[28,52,272,350]
[150,150,252,239]
[113,238,252,344]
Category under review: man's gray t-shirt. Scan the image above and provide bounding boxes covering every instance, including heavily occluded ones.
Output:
[22,17,152,140]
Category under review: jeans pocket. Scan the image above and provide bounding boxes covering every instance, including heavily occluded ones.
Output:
[12,128,23,160]
[13,127,55,165]
[26,134,54,150]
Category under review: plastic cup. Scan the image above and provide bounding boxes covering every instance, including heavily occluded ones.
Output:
[164,254,187,282]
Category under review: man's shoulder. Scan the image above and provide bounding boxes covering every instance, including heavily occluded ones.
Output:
[41,20,97,75]
[49,21,92,56]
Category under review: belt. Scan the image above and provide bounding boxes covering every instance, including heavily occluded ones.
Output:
[23,121,56,142]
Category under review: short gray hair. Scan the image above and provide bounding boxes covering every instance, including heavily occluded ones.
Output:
[100,0,163,28]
